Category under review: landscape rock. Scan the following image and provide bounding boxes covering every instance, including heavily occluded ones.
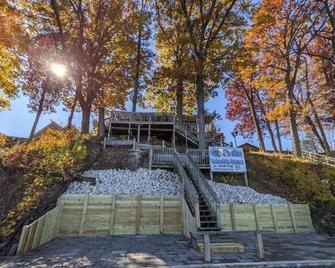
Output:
[66,168,288,204]
[208,181,288,204]
[66,168,182,195]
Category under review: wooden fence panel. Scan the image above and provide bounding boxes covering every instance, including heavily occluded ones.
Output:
[182,197,197,238]
[17,204,63,255]
[220,203,314,233]
[57,194,182,236]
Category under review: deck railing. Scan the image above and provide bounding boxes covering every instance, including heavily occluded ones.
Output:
[302,151,335,168]
[150,147,176,166]
[109,111,175,123]
[184,155,221,229]
[187,149,209,167]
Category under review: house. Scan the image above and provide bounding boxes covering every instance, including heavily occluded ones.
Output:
[238,142,259,152]
[34,121,65,138]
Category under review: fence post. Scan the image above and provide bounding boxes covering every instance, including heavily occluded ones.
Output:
[149,148,153,170]
[204,234,211,263]
[255,231,264,260]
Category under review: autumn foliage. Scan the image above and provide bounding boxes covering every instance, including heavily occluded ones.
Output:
[0,129,89,237]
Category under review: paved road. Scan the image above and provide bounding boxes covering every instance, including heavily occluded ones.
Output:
[1,233,335,267]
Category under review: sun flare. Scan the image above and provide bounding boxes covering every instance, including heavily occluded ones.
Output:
[50,63,67,77]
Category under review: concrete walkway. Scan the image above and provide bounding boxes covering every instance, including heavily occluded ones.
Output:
[1,233,335,267]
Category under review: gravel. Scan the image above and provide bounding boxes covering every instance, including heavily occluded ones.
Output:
[208,181,288,204]
[65,168,182,195]
[65,168,287,204]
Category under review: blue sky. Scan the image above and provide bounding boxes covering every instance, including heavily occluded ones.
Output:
[0,89,292,150]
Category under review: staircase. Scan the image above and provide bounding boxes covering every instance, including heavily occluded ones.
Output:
[179,153,221,232]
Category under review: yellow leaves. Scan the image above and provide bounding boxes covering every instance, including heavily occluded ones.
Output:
[1,129,89,237]
[265,100,291,121]
[0,133,7,148]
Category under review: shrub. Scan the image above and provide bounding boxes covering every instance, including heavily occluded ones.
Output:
[0,128,89,237]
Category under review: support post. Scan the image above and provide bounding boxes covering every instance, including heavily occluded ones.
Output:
[185,129,188,150]
[148,123,151,143]
[128,123,131,140]
[244,172,249,186]
[210,171,214,181]
[204,234,211,263]
[149,148,153,170]
[137,125,141,143]
[107,121,112,141]
[255,232,264,260]
[172,123,176,148]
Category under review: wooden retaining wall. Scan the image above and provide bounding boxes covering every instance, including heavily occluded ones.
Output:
[56,195,182,236]
[182,197,197,238]
[17,195,315,255]
[17,204,63,254]
[220,203,314,233]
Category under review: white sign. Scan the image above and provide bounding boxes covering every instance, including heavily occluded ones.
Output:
[208,147,247,173]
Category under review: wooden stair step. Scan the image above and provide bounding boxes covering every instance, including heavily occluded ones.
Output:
[197,242,244,253]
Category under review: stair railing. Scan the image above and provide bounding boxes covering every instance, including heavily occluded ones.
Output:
[173,153,200,228]
[175,123,199,143]
[184,154,221,229]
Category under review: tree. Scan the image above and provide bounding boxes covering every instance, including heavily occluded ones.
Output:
[225,77,266,151]
[249,0,327,156]
[23,35,65,139]
[125,0,154,113]
[178,0,248,149]
[145,0,195,122]
[0,2,27,111]
[36,0,131,133]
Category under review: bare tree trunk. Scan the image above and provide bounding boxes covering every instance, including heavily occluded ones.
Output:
[286,79,301,156]
[195,57,206,149]
[29,88,47,140]
[266,121,278,152]
[132,24,142,113]
[248,100,266,152]
[275,121,283,153]
[304,115,327,152]
[98,107,105,137]
[81,102,91,134]
[176,78,183,123]
[67,92,77,128]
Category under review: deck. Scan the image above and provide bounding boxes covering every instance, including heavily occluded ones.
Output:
[105,111,224,149]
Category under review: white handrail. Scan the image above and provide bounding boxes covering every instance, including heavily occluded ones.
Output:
[301,150,335,168]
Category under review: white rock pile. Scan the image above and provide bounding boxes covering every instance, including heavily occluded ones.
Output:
[65,168,287,204]
[208,181,288,204]
[65,168,182,195]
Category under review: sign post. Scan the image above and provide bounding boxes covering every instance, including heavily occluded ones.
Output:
[208,147,248,185]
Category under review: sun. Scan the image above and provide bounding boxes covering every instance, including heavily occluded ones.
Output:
[50,63,67,77]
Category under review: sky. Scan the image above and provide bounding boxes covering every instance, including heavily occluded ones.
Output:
[0,89,292,150]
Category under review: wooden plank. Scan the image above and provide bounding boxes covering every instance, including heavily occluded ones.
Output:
[270,205,278,232]
[32,214,45,248]
[17,226,28,254]
[230,204,236,231]
[79,195,88,236]
[159,196,164,233]
[109,195,117,234]
[135,195,142,234]
[253,204,260,231]
[288,204,297,233]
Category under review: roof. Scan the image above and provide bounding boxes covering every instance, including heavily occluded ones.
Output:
[238,142,259,150]
[34,121,64,137]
